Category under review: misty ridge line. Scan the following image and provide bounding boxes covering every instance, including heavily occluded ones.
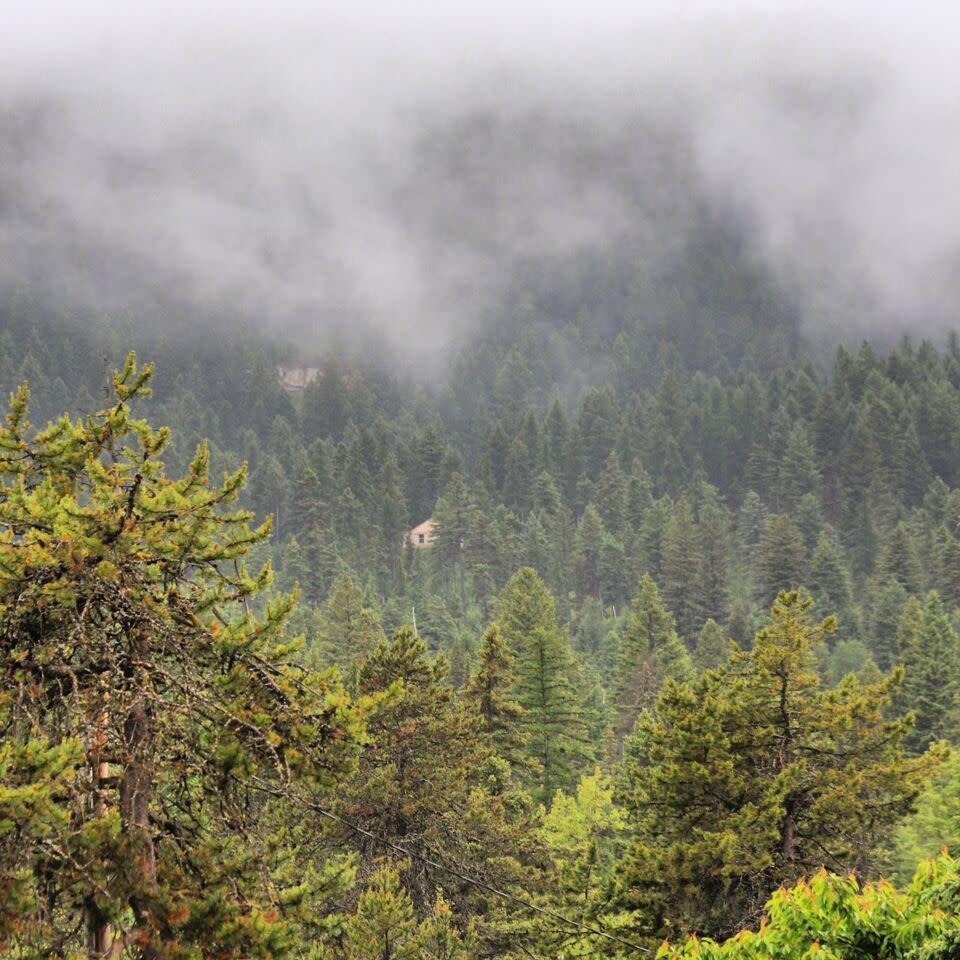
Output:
[1,5,958,359]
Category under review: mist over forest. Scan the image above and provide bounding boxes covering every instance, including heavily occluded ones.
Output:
[5,4,960,959]
[3,1,960,359]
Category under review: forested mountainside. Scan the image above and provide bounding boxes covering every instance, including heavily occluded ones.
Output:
[6,285,960,955]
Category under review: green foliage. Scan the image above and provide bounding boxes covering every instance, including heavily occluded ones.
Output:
[614,591,941,941]
[694,618,729,673]
[755,515,807,606]
[14,294,960,956]
[497,568,594,798]
[306,573,386,675]
[328,625,535,942]
[534,771,627,957]
[898,591,960,754]
[657,853,960,960]
[332,861,475,960]
[613,574,693,746]
[891,753,960,884]
[0,355,371,957]
[464,623,531,785]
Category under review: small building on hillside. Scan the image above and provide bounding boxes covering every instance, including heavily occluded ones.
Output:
[408,519,436,548]
[277,366,319,391]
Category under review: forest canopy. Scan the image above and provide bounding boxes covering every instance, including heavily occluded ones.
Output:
[2,326,960,957]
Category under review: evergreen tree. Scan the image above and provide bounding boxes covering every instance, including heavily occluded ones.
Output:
[933,522,960,608]
[777,422,819,511]
[755,513,807,606]
[698,491,732,626]
[336,627,531,923]
[863,575,909,671]
[576,385,620,477]
[374,452,408,592]
[535,771,626,957]
[660,497,705,642]
[614,591,939,940]
[890,753,960,883]
[464,624,530,784]
[694,618,729,672]
[898,591,960,754]
[496,569,593,798]
[808,526,857,637]
[335,862,475,960]
[594,451,629,538]
[533,470,563,516]
[340,863,421,960]
[543,398,570,482]
[735,490,768,563]
[0,357,368,957]
[612,574,693,746]
[309,574,386,673]
[879,521,925,595]
[573,504,606,601]
[636,496,672,582]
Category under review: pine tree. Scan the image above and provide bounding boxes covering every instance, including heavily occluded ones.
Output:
[636,496,672,582]
[576,385,620,477]
[535,771,626,957]
[698,490,731,625]
[335,627,532,923]
[794,490,824,552]
[614,591,940,940]
[496,569,593,798]
[502,434,533,512]
[660,497,705,642]
[339,863,420,960]
[431,472,471,611]
[463,624,529,783]
[863,575,909,670]
[594,451,629,538]
[543,398,570,482]
[890,753,960,882]
[463,485,500,617]
[933,522,960,608]
[808,526,857,637]
[898,591,960,754]
[612,574,693,746]
[533,470,563,516]
[627,459,654,531]
[374,452,408,593]
[309,573,386,673]
[694,618,729,672]
[777,422,820,511]
[879,521,925,594]
[573,504,606,601]
[0,356,369,957]
[755,513,807,606]
[735,490,768,564]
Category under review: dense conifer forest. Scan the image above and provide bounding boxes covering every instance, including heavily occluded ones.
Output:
[6,4,960,957]
[6,268,960,955]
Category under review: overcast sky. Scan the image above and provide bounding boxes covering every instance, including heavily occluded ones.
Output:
[2,1,958,351]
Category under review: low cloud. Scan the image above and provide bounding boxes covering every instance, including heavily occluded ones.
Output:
[2,2,958,355]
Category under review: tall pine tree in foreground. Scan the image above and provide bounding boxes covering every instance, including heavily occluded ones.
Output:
[0,356,370,958]
[614,590,941,942]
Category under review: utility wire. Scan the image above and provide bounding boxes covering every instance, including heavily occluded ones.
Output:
[311,801,653,955]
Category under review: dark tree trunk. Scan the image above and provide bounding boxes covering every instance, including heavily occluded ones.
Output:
[121,628,160,958]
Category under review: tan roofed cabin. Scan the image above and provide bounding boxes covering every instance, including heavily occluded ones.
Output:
[277,366,319,391]
[408,519,435,548]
